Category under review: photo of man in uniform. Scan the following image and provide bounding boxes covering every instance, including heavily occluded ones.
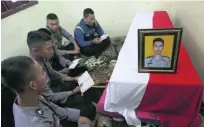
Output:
[145,38,171,68]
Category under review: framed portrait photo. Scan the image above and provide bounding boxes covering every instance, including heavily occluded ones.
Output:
[138,28,183,73]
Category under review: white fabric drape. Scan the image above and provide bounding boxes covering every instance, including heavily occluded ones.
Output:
[104,12,154,126]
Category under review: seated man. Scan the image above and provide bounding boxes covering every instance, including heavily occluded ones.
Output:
[46,13,80,61]
[27,30,96,120]
[1,56,91,127]
[74,8,111,58]
[38,28,87,75]
[27,30,78,91]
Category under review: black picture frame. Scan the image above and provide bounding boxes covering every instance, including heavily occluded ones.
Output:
[138,28,183,73]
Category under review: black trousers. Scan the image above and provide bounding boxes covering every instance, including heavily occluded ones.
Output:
[58,43,76,61]
[80,37,111,58]
[50,66,96,121]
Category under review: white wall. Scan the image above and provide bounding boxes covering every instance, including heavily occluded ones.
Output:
[1,1,204,82]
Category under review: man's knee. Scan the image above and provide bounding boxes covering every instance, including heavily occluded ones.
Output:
[80,104,96,120]
[81,47,95,56]
[60,81,78,91]
[103,37,111,45]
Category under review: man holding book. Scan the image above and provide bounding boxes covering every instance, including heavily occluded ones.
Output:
[27,30,96,120]
[74,8,111,58]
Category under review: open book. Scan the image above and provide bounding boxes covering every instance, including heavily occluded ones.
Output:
[69,58,82,69]
[100,34,109,41]
[78,71,95,93]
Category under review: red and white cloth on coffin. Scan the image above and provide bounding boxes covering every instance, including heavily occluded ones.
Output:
[100,11,203,127]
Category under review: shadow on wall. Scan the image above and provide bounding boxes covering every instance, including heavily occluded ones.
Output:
[174,17,204,83]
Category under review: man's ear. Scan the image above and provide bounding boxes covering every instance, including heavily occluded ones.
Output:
[29,81,37,91]
[32,48,39,53]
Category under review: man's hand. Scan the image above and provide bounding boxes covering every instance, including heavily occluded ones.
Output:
[74,44,80,53]
[78,116,91,125]
[72,86,81,94]
[72,40,80,53]
[72,49,80,54]
[65,76,79,81]
[93,38,101,44]
[73,76,79,82]
[65,50,79,54]
[65,60,72,68]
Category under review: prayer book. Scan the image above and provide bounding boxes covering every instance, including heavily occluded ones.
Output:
[100,34,109,41]
[69,58,82,69]
[78,71,95,93]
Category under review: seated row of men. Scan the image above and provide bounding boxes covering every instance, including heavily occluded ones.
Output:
[46,8,110,68]
[1,8,111,127]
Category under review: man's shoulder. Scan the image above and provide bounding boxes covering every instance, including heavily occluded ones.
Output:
[145,56,153,61]
[13,103,48,127]
[76,19,84,27]
[75,19,85,34]
[15,115,54,127]
[162,56,170,60]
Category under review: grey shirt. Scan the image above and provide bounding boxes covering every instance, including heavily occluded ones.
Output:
[45,27,72,67]
[48,26,75,48]
[13,97,89,127]
[40,59,67,84]
[145,56,171,68]
[42,85,72,104]
[39,59,70,104]
[52,42,71,67]
[30,56,70,104]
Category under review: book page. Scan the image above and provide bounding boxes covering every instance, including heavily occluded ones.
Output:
[78,71,94,93]
[100,34,109,41]
[69,58,82,69]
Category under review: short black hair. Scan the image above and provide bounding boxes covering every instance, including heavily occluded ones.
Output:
[27,30,52,48]
[153,38,164,45]
[1,56,35,93]
[38,28,52,36]
[47,13,58,20]
[83,8,94,18]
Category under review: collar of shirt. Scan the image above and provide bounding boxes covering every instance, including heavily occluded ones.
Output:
[81,18,95,28]
[153,55,162,60]
[46,25,62,34]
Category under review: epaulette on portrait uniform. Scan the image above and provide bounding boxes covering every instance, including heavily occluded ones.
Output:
[162,56,170,59]
[146,56,153,59]
[162,56,170,60]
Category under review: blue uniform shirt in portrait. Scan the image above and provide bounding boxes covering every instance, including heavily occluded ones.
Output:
[145,56,171,68]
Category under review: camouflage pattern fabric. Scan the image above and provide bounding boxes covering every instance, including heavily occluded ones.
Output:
[81,36,125,86]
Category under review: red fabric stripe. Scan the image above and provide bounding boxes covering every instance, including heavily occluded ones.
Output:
[137,11,203,127]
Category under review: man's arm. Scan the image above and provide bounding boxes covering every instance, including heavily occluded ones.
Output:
[60,27,80,52]
[60,27,75,43]
[95,20,104,37]
[166,57,171,68]
[41,85,73,104]
[44,60,75,83]
[53,44,71,67]
[74,29,93,47]
[49,101,80,122]
[144,58,149,68]
[31,118,57,127]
